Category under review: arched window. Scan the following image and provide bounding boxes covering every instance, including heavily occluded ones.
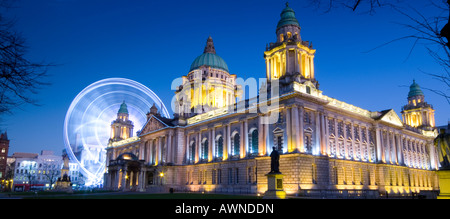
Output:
[251,129,258,155]
[201,139,208,160]
[190,140,196,162]
[216,136,223,158]
[233,133,240,156]
[304,128,313,154]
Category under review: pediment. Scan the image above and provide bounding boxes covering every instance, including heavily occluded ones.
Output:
[378,109,403,127]
[139,115,168,135]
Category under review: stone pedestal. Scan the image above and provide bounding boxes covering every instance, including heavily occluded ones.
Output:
[54,181,73,193]
[264,173,286,199]
[438,169,450,199]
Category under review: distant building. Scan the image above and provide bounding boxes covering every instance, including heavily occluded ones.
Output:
[0,131,9,180]
[10,150,85,191]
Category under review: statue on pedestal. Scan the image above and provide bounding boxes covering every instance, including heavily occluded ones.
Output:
[270,147,280,174]
[264,147,285,199]
[436,127,450,199]
[54,154,73,193]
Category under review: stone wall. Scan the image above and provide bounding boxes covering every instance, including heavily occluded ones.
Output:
[148,153,438,197]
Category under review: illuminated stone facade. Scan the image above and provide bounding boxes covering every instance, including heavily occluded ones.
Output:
[104,4,439,197]
[109,101,134,143]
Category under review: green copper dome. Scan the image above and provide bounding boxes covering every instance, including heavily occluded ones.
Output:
[190,53,229,72]
[277,3,300,29]
[118,101,128,114]
[190,36,229,72]
[408,80,424,98]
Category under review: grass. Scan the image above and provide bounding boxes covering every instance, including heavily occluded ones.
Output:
[5,191,261,199]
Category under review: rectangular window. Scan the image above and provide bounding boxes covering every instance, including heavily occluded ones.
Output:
[247,167,252,184]
[198,170,203,184]
[212,169,216,184]
[228,168,233,184]
[235,168,239,184]
[217,169,222,184]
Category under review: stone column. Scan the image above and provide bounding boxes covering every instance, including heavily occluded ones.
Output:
[223,125,228,160]
[298,106,304,153]
[350,123,356,159]
[314,111,321,156]
[286,107,292,152]
[185,133,190,163]
[265,116,271,155]
[299,52,303,76]
[343,122,348,159]
[285,49,288,75]
[156,137,162,165]
[211,128,216,160]
[392,133,398,165]
[385,131,391,164]
[291,106,299,153]
[167,132,172,164]
[320,112,327,156]
[243,119,248,158]
[197,132,201,163]
[139,141,145,160]
[259,116,265,155]
[145,141,150,165]
[114,170,120,190]
[375,126,383,163]
[227,124,231,160]
[139,170,145,192]
[129,171,134,189]
[208,128,212,161]
[120,166,128,191]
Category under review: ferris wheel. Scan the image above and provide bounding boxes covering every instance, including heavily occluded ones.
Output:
[63,78,169,186]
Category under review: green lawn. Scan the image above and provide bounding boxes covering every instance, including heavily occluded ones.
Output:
[14,192,260,199]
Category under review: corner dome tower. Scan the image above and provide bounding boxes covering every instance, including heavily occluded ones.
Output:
[408,80,424,98]
[118,101,129,114]
[265,3,317,89]
[277,2,300,30]
[401,80,435,130]
[109,100,134,143]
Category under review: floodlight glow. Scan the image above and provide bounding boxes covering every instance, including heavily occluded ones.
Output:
[63,78,169,187]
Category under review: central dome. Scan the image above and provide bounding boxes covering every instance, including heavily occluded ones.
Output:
[190,53,229,72]
[189,36,229,72]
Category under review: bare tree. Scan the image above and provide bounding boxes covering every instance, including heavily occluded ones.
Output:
[0,0,50,115]
[43,167,60,189]
[308,0,402,14]
[308,0,450,104]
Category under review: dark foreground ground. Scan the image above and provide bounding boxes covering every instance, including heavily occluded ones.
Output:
[0,190,261,199]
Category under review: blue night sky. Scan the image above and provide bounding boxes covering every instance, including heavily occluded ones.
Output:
[1,0,448,155]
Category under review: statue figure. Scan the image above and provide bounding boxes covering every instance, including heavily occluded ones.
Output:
[435,128,450,170]
[63,154,70,169]
[270,147,280,173]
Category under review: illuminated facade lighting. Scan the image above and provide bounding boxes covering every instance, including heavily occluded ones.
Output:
[103,4,439,197]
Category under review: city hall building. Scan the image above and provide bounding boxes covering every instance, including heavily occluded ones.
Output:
[104,4,439,197]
